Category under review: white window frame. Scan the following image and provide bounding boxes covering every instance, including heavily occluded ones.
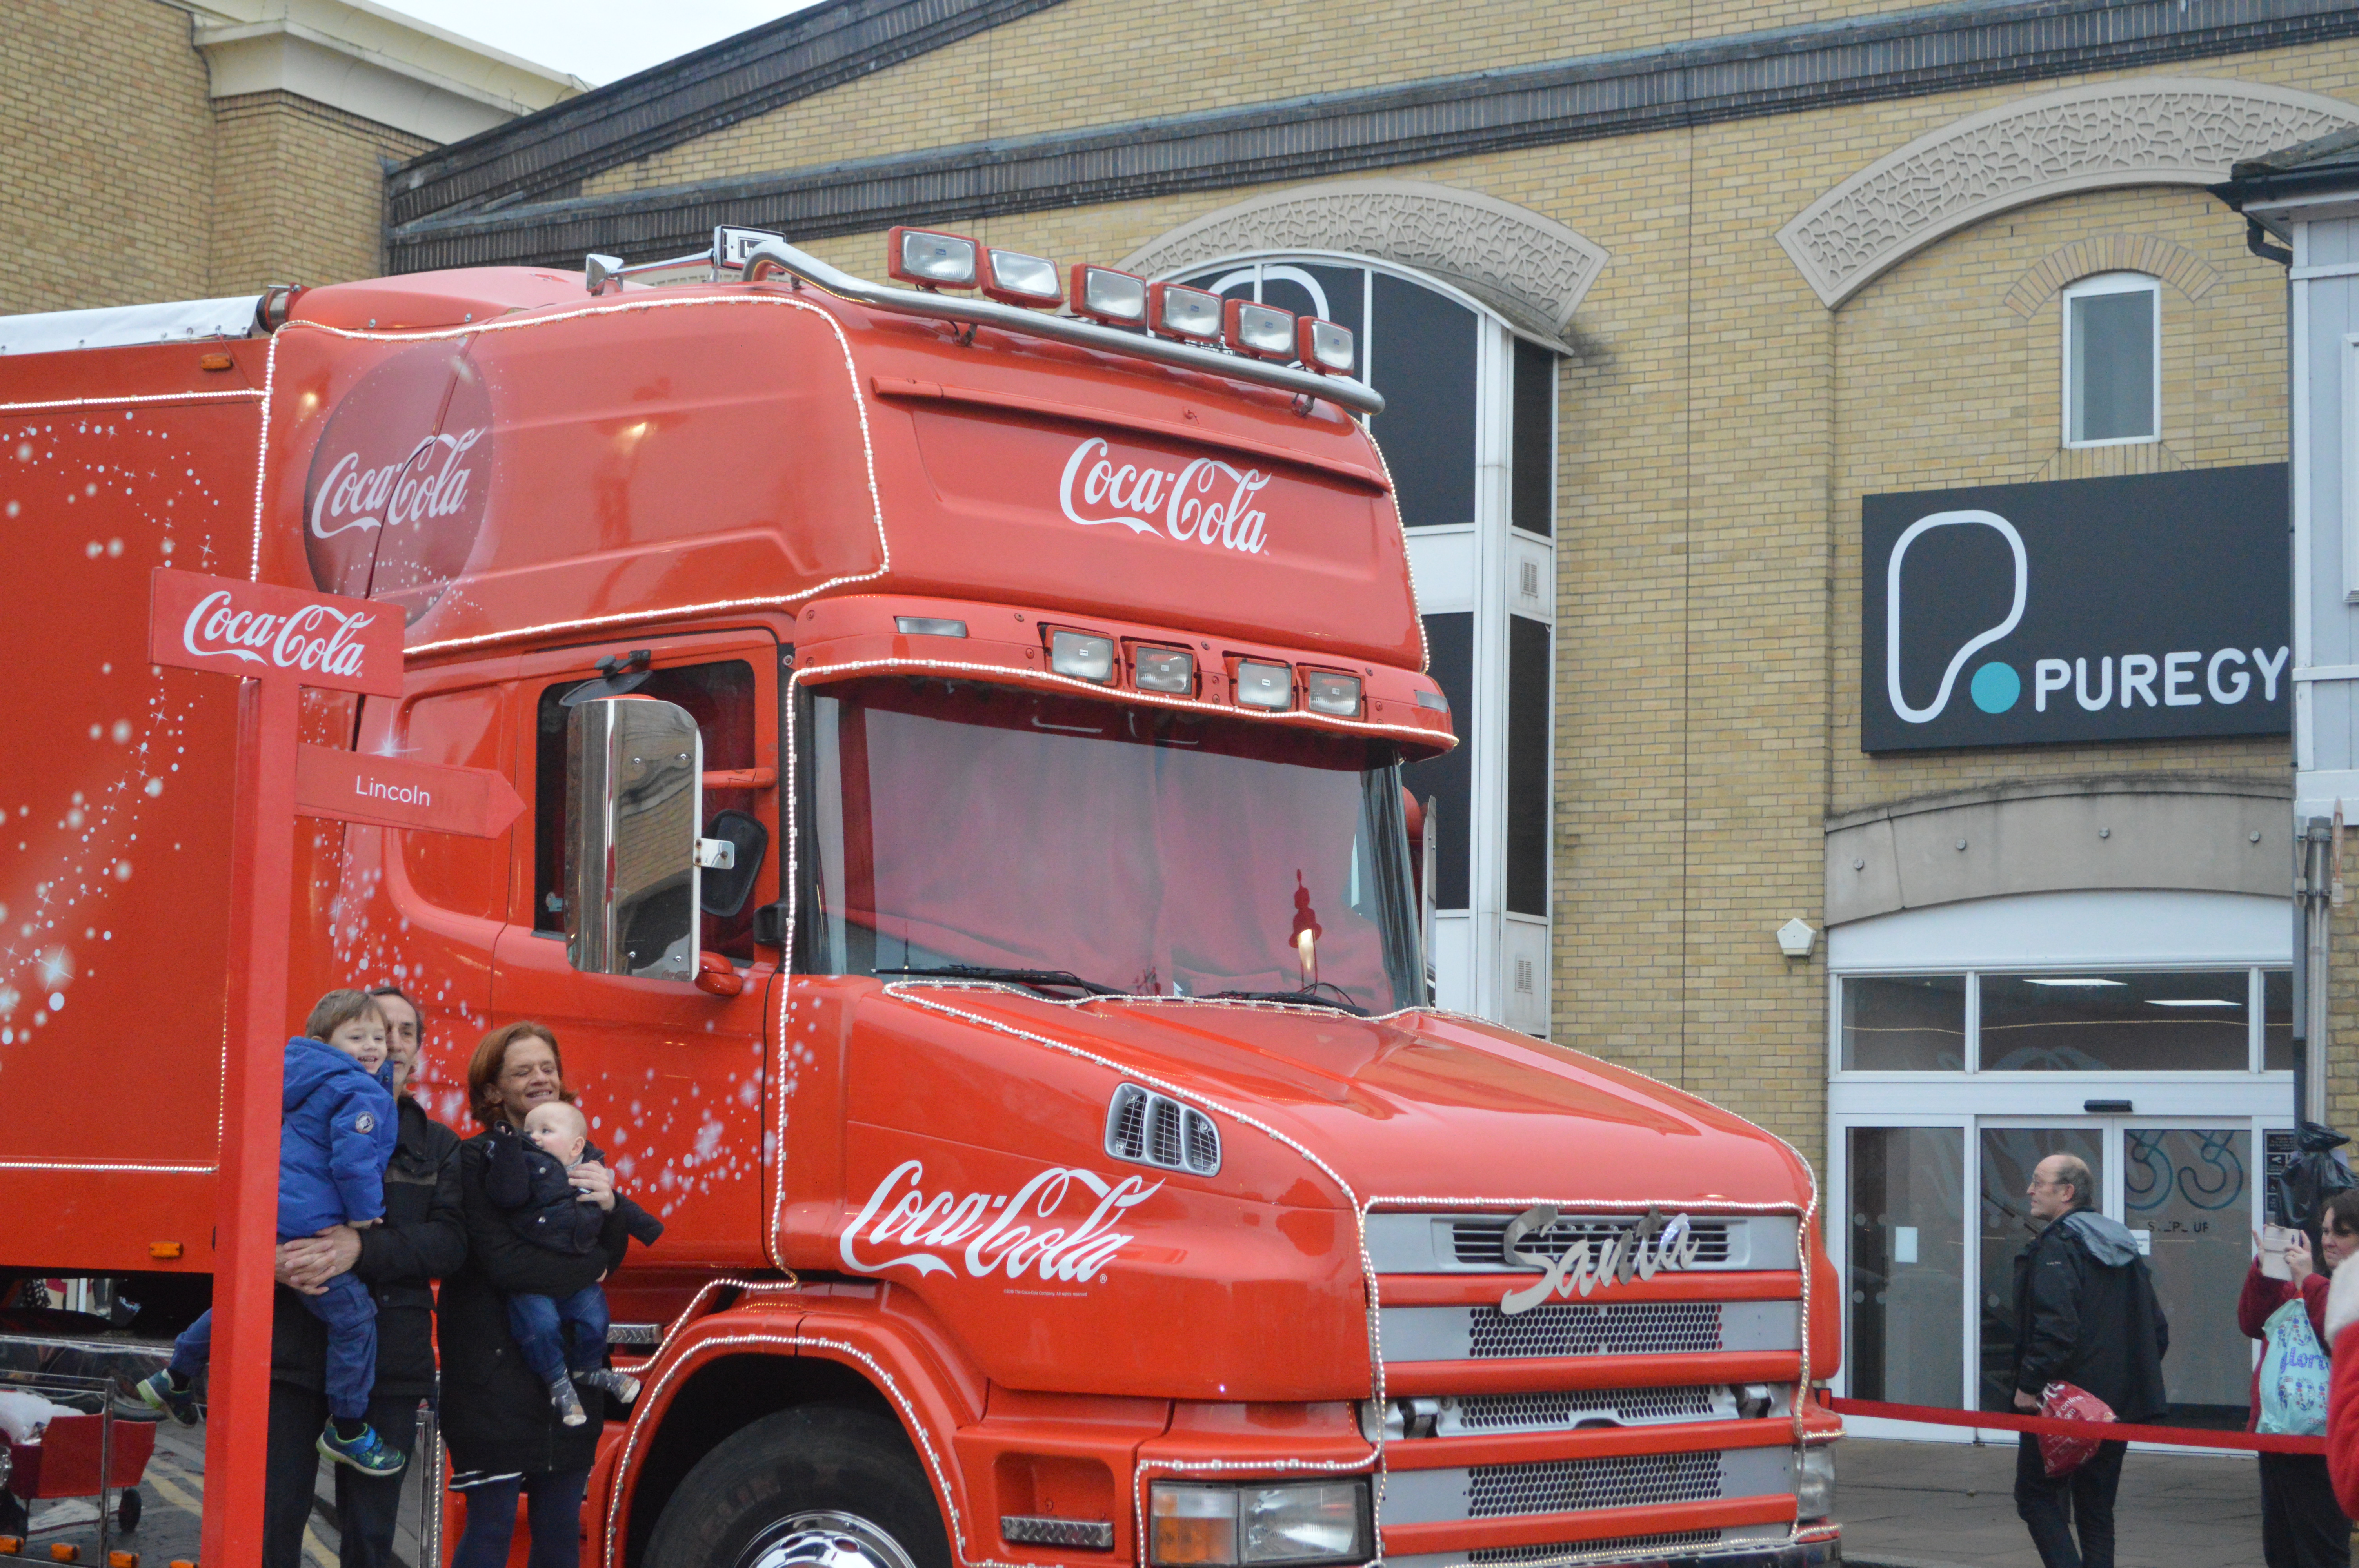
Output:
[2061,271,2161,448]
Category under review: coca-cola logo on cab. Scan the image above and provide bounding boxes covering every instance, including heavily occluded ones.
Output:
[302,343,494,624]
[1058,436,1272,554]
[839,1158,1160,1285]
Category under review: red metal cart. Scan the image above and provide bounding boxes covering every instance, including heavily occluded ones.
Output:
[4,1409,154,1535]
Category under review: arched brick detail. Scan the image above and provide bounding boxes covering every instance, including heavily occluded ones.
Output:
[1776,77,2359,308]
[2001,234,2221,318]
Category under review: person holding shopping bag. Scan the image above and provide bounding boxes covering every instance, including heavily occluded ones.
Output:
[2243,1191,2355,1568]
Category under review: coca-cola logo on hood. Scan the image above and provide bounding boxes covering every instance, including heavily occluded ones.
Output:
[302,342,493,625]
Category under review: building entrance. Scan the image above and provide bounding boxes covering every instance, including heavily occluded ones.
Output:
[1827,889,2293,1439]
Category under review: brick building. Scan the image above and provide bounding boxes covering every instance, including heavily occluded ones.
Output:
[369,0,2354,1431]
[1,0,582,317]
[16,0,2346,1431]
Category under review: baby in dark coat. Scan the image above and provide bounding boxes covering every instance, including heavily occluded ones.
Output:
[483,1100,663,1426]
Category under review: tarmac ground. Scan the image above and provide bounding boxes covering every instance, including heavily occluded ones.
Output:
[6,1424,2292,1568]
[1841,1435,2274,1568]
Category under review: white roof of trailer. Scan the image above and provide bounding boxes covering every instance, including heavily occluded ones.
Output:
[0,297,263,356]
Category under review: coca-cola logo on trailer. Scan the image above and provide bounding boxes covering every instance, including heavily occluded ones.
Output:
[302,343,493,625]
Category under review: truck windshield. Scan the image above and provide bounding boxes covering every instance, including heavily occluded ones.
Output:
[797,678,1422,1013]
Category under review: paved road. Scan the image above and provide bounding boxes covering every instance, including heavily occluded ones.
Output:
[20,1408,437,1568]
[1841,1436,2272,1568]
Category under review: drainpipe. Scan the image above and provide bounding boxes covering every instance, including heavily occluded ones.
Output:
[2299,816,2334,1122]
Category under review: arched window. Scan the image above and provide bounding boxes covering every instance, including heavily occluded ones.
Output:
[1172,254,1558,1033]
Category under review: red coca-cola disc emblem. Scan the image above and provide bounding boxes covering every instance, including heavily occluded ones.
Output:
[302,343,493,625]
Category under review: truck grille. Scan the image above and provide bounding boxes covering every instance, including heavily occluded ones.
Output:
[1468,1302,1721,1359]
[1451,1217,1734,1269]
[1468,1530,1723,1564]
[1467,1450,1723,1517]
[1450,1385,1723,1432]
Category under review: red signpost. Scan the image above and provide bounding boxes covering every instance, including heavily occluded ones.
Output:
[147,567,512,1565]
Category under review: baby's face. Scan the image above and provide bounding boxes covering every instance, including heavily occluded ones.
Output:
[524,1106,587,1165]
[327,1014,388,1073]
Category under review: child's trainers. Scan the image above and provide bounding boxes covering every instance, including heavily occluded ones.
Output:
[134,1370,199,1426]
[316,1421,406,1476]
[550,1378,587,1428]
[574,1368,641,1406]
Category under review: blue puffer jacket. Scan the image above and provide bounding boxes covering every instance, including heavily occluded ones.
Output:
[278,1035,398,1241]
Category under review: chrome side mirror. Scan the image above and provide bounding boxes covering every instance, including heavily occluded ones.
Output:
[567,697,701,980]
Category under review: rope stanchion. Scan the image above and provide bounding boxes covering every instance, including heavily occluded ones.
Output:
[1830,1396,2324,1454]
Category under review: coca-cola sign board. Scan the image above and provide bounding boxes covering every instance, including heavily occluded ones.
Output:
[302,343,493,624]
[293,743,525,838]
[149,569,404,697]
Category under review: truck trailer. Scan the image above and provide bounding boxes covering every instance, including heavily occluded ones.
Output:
[0,229,1841,1568]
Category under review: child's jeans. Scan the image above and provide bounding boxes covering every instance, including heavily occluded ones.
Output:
[505,1285,609,1387]
[169,1273,378,1420]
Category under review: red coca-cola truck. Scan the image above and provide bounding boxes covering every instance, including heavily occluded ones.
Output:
[0,228,1841,1568]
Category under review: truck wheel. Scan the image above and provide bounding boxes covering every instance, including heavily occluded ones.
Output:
[643,1405,951,1568]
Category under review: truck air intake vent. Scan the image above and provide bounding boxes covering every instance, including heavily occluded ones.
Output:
[1106,1084,1220,1176]
[1452,1216,1732,1267]
[1451,1385,1723,1432]
[1466,1450,1724,1517]
[1469,1529,1722,1563]
[1467,1301,1722,1359]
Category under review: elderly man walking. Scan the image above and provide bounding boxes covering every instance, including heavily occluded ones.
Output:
[2008,1152,2170,1568]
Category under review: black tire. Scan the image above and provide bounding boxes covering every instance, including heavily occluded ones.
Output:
[117,1486,142,1532]
[643,1404,951,1568]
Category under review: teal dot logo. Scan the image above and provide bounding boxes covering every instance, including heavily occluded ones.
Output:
[1970,661,2020,714]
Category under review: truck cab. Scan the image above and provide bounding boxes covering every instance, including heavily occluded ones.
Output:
[0,229,1840,1568]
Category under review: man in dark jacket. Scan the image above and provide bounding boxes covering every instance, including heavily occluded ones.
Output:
[264,991,466,1568]
[2010,1152,2171,1568]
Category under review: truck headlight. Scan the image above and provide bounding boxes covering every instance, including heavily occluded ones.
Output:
[1149,1480,1370,1566]
[1796,1445,1836,1522]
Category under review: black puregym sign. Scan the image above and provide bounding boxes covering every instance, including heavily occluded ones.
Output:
[1862,466,2288,752]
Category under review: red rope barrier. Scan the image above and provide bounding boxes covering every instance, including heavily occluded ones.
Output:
[1829,1397,2324,1454]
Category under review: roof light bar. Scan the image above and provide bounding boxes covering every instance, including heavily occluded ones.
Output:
[983,248,1063,308]
[1224,298,1297,361]
[1050,629,1118,684]
[887,227,980,289]
[1298,317,1354,374]
[1147,281,1222,342]
[728,236,1385,414]
[1072,265,1148,326]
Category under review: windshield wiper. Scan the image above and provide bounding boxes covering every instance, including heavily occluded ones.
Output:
[1202,985,1369,1016]
[877,964,1125,997]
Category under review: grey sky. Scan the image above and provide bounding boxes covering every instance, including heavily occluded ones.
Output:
[384,0,821,88]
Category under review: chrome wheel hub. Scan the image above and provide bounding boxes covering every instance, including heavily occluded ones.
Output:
[740,1510,921,1568]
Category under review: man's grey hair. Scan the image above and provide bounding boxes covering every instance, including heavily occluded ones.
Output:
[2048,1154,2095,1212]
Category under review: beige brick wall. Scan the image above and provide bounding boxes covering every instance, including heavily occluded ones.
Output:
[651,39,2359,1177]
[1,2,436,318]
[208,91,430,294]
[581,0,1919,201]
[1,0,217,314]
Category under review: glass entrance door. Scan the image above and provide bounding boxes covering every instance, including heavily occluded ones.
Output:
[1971,1120,2250,1426]
[1977,1126,2105,1413]
[2125,1126,2251,1425]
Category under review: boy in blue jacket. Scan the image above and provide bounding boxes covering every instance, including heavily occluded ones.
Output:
[136,989,405,1476]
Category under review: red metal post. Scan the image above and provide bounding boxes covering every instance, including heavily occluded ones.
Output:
[200,673,302,1566]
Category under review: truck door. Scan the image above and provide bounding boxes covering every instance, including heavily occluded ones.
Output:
[490,630,782,1267]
